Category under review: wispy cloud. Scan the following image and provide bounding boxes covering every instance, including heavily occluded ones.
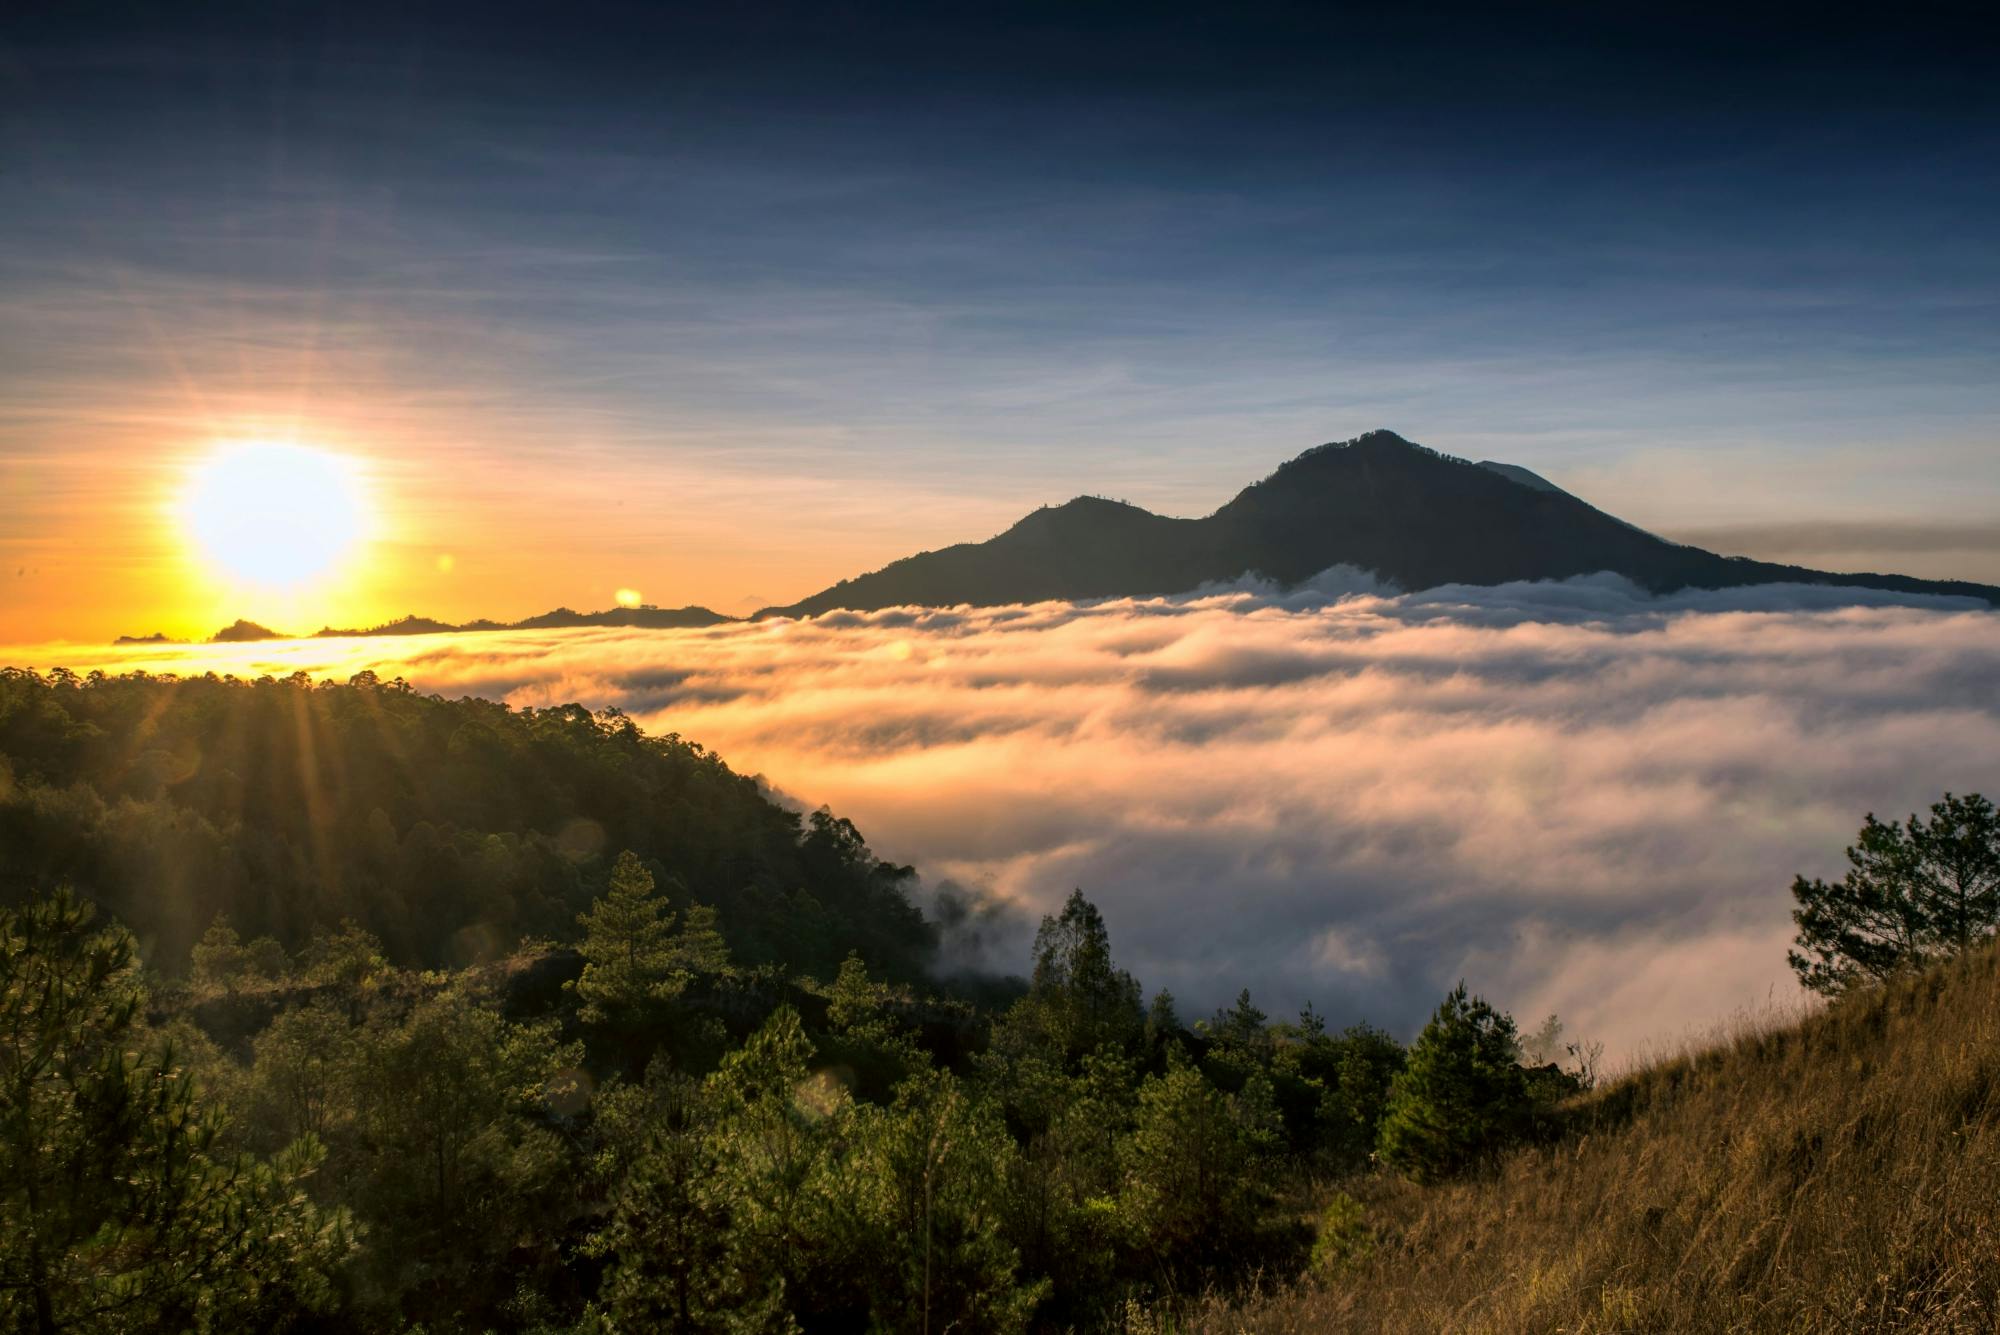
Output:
[10,574,1997,1057]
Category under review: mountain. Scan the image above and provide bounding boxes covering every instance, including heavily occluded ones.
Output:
[757,431,2000,616]
[307,605,731,636]
[132,605,738,644]
[507,605,730,630]
[209,619,282,642]
[313,615,459,637]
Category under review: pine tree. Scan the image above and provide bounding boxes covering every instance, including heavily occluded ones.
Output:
[670,902,732,976]
[1,890,354,1333]
[850,1067,1044,1334]
[572,851,682,1022]
[703,1007,849,1317]
[1789,792,2000,994]
[1023,890,1143,1065]
[596,1074,771,1334]
[1118,1054,1271,1280]
[1376,983,1529,1183]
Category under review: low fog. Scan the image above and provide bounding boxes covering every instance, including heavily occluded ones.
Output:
[19,572,2000,1055]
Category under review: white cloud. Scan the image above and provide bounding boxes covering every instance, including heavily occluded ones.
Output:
[11,573,1998,1056]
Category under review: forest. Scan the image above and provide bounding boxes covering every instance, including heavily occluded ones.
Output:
[2,668,1995,1333]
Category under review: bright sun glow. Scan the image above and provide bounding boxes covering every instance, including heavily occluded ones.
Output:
[183,442,369,587]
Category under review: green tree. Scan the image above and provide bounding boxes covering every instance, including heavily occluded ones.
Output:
[245,1002,359,1153]
[349,987,581,1320]
[1011,890,1143,1067]
[673,902,733,976]
[1376,983,1529,1184]
[0,890,353,1333]
[1789,792,2000,994]
[1118,1056,1271,1280]
[702,1006,851,1320]
[850,1068,1043,1334]
[1142,989,1182,1056]
[595,1070,779,1334]
[571,851,731,1024]
[189,915,251,991]
[299,919,387,989]
[823,953,924,1101]
[1322,1023,1405,1166]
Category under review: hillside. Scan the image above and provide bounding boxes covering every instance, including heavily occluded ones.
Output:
[758,431,2000,617]
[1202,942,2000,1333]
[0,668,932,980]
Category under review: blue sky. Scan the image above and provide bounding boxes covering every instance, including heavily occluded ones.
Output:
[4,0,1999,633]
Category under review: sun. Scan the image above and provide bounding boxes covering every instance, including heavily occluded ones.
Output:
[183,442,370,587]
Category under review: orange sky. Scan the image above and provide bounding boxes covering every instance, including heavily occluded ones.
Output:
[8,0,2000,647]
[2,396,1027,643]
[9,400,2000,646]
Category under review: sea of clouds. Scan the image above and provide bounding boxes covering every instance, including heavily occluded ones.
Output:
[14,571,2000,1057]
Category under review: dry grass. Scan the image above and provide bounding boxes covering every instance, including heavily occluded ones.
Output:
[1194,943,2000,1333]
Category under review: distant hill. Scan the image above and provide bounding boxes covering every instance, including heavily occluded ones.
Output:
[312,605,732,636]
[757,431,2000,617]
[210,619,282,642]
[116,605,739,645]
[508,605,731,631]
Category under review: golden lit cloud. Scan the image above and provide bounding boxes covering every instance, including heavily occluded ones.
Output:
[8,575,1995,1055]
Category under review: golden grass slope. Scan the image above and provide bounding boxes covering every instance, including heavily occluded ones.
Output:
[1206,943,2000,1333]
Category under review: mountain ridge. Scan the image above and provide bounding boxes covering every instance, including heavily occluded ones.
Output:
[135,431,2000,646]
[118,605,732,646]
[754,430,2000,616]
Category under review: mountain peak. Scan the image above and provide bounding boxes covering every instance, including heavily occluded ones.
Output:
[754,432,2000,617]
[210,619,282,643]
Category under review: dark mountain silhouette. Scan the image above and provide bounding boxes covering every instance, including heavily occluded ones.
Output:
[508,605,730,630]
[313,615,458,637]
[134,605,737,645]
[757,430,2000,617]
[209,619,282,643]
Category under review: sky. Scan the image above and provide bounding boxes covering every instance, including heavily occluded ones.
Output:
[5,1,2000,640]
[8,574,1996,1054]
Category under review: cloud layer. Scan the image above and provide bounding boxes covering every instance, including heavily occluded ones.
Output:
[12,574,2000,1056]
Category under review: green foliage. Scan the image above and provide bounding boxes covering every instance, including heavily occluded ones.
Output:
[1142,988,1182,1054]
[3,671,1660,1330]
[701,1006,854,1319]
[1789,791,2000,994]
[348,987,583,1321]
[189,914,287,991]
[0,890,354,1332]
[299,919,388,988]
[572,851,694,1023]
[1118,1054,1275,1281]
[848,1068,1045,1334]
[1003,889,1143,1068]
[593,1071,777,1334]
[1308,1191,1373,1279]
[1376,983,1530,1183]
[0,669,934,982]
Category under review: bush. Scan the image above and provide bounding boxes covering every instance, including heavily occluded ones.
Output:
[1376,983,1530,1183]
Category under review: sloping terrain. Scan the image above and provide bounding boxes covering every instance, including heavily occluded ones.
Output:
[759,432,2000,617]
[1206,942,2000,1333]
